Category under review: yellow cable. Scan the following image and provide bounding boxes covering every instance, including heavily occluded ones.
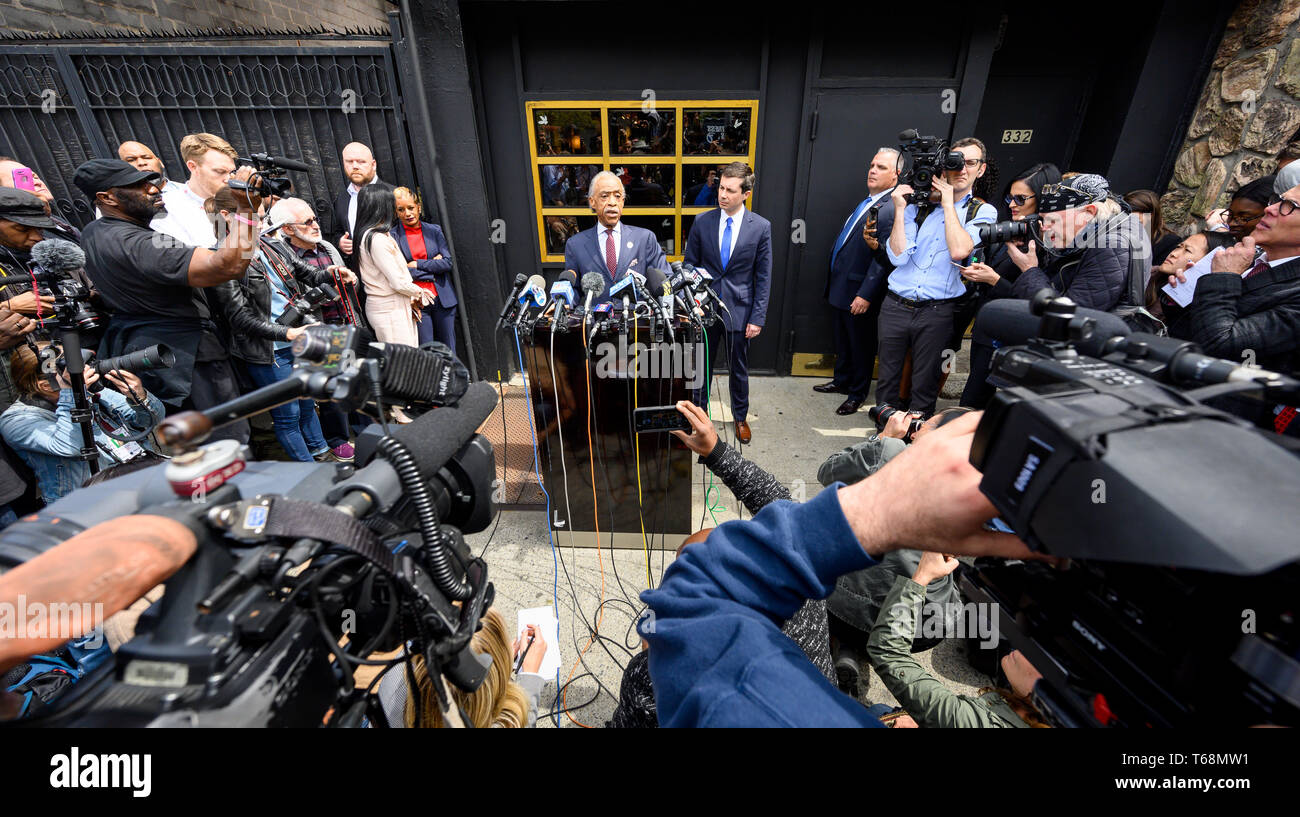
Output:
[633,316,651,587]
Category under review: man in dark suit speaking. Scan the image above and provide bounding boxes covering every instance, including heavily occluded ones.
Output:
[685,162,771,444]
[817,148,898,415]
[563,170,667,300]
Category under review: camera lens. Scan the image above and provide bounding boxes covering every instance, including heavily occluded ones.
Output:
[291,324,334,363]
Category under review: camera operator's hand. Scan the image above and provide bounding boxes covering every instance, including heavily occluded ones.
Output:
[850,296,869,315]
[228,166,264,214]
[1211,235,1255,275]
[878,410,914,440]
[960,262,1001,286]
[5,290,56,316]
[932,176,955,208]
[0,306,36,349]
[670,400,719,456]
[339,232,353,256]
[1001,650,1043,699]
[1005,240,1039,273]
[327,265,357,286]
[912,551,960,586]
[56,365,98,391]
[513,624,547,674]
[892,184,914,206]
[103,369,145,401]
[838,411,1035,561]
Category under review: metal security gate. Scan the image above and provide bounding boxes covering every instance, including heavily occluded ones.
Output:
[0,33,415,239]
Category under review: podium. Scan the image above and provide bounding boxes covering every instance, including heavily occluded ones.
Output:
[521,317,701,548]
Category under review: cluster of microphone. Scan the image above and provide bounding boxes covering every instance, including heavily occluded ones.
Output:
[494,261,730,343]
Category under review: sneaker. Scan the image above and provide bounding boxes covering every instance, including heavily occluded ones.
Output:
[834,646,864,699]
[317,442,355,463]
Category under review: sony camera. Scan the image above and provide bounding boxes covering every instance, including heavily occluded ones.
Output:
[962,290,1300,727]
[897,128,965,210]
[276,283,340,327]
[227,152,308,200]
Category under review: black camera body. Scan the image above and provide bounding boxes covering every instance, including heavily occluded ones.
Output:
[977,214,1040,248]
[897,128,964,211]
[867,403,925,442]
[228,153,304,199]
[964,292,1300,727]
[276,282,339,327]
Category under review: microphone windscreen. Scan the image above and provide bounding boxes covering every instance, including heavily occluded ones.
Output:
[644,266,668,292]
[973,298,1130,357]
[388,380,499,479]
[559,269,579,286]
[580,271,606,295]
[524,274,546,291]
[30,238,85,273]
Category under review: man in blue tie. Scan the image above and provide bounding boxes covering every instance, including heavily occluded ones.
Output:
[817,149,899,415]
[684,162,772,444]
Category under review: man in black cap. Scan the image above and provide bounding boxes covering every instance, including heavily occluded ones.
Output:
[74,158,259,443]
[0,188,61,318]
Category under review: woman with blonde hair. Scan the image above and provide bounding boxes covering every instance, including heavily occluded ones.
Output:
[379,608,546,728]
[354,183,435,346]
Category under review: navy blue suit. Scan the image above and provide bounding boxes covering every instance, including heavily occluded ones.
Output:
[824,194,895,400]
[391,221,458,353]
[685,207,772,423]
[562,222,668,302]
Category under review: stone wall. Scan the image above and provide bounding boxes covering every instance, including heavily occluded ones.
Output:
[0,0,393,36]
[1163,0,1300,227]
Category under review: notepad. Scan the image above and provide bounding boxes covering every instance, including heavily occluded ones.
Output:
[1161,247,1224,308]
[516,606,561,676]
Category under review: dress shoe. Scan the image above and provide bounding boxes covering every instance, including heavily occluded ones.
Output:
[836,397,863,415]
[813,382,847,394]
[735,419,752,444]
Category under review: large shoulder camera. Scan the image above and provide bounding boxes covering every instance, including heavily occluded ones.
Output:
[963,290,1300,727]
[897,128,965,211]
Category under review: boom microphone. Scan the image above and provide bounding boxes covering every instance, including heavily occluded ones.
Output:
[972,297,1131,358]
[247,152,313,173]
[30,237,86,275]
[387,380,500,481]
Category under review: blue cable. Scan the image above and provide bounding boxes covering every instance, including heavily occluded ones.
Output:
[513,327,562,727]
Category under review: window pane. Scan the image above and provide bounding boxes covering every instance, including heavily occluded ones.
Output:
[611,163,675,206]
[608,108,676,156]
[533,108,602,156]
[543,214,596,255]
[623,215,676,256]
[539,164,600,206]
[683,108,751,155]
[682,164,724,206]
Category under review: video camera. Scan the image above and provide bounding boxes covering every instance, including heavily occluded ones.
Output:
[228,152,311,200]
[897,128,965,212]
[962,291,1300,727]
[0,328,494,727]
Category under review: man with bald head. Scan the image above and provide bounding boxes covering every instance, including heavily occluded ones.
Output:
[562,170,667,302]
[117,141,182,196]
[331,142,381,266]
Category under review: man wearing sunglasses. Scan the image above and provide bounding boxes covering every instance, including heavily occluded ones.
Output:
[1167,187,1300,410]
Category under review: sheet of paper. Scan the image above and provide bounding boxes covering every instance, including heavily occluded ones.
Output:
[516,606,561,677]
[1161,246,1223,308]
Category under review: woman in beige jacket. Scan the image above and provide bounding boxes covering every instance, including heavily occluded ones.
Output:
[355,184,435,346]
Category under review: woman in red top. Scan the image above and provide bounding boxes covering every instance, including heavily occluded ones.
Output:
[390,187,460,354]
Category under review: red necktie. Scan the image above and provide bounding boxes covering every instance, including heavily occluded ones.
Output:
[605,228,617,277]
[1243,258,1269,279]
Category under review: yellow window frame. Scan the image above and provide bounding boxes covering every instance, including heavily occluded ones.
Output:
[526,99,760,264]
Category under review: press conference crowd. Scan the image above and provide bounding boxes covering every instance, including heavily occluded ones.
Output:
[2,118,1299,727]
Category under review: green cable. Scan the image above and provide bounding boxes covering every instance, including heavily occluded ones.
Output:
[702,327,721,526]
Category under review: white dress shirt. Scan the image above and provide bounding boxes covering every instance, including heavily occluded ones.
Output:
[717,204,745,266]
[347,175,380,234]
[600,220,623,269]
[152,181,217,248]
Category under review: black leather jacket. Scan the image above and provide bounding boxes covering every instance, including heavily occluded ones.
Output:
[210,237,331,365]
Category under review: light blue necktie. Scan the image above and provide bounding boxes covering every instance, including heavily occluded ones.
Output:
[721,216,733,270]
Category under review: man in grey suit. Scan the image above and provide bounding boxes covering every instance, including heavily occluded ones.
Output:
[684,162,772,444]
[563,170,667,301]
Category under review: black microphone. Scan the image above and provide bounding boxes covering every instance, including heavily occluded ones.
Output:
[496,274,529,331]
[387,380,499,481]
[580,271,606,316]
[645,266,674,343]
[972,298,1130,358]
[248,152,313,173]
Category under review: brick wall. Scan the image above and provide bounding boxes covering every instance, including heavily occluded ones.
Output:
[0,0,393,35]
[1163,0,1300,228]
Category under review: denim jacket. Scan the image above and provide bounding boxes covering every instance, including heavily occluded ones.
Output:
[0,388,164,502]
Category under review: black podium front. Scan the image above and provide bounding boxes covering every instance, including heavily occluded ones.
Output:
[522,319,699,548]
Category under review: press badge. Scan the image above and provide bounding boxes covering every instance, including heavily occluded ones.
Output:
[106,437,146,463]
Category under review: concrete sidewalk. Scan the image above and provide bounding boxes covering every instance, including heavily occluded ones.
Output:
[465,373,992,727]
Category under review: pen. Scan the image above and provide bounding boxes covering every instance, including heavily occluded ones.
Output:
[514,632,536,675]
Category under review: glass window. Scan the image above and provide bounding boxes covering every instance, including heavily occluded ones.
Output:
[682,164,724,207]
[608,109,676,156]
[623,215,676,257]
[682,108,751,155]
[543,214,595,256]
[533,108,601,156]
[539,164,600,207]
[612,163,675,206]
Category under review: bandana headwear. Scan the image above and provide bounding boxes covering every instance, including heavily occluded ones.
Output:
[1037,173,1111,213]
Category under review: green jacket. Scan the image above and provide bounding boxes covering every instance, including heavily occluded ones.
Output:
[867,574,1030,728]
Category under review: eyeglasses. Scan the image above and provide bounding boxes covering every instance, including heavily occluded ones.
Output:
[287,217,319,228]
[1267,195,1299,218]
[1225,209,1263,224]
[1005,193,1036,206]
[961,159,984,170]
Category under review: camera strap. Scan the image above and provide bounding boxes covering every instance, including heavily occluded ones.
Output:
[220,494,396,575]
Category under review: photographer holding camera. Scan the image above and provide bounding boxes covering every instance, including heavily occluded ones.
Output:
[878,137,997,418]
[1005,173,1150,325]
[75,159,259,444]
[0,344,163,503]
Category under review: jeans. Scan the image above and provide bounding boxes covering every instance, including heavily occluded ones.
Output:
[243,347,328,462]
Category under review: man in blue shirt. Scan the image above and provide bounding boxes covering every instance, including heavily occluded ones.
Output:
[639,411,1033,727]
[876,138,997,417]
